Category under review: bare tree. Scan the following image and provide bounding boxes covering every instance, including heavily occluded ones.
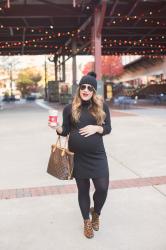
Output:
[0,56,20,95]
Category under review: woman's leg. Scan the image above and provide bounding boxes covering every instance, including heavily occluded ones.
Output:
[75,178,91,220]
[92,176,109,215]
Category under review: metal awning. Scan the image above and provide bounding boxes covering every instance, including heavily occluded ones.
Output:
[0,0,166,56]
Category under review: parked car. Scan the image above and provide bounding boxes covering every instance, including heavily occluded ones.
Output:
[15,94,21,100]
[113,96,136,107]
[26,92,43,101]
[26,94,36,101]
[3,91,21,102]
[148,93,166,104]
[3,95,10,102]
[30,92,43,99]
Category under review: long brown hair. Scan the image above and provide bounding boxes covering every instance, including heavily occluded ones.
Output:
[71,87,106,125]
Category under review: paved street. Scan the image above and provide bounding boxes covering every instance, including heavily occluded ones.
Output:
[0,100,166,250]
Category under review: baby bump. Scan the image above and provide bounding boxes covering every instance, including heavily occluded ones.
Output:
[68,130,103,153]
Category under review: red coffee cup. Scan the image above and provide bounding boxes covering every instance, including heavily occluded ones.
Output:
[48,109,58,126]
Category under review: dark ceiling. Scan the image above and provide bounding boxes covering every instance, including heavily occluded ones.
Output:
[0,0,166,56]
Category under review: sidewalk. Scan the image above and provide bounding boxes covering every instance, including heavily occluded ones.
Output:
[0,100,166,250]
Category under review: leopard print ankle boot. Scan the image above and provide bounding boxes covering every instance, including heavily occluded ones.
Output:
[84,219,94,239]
[90,207,100,231]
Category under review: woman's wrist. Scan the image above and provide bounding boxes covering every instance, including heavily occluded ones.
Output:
[96,125,103,134]
[56,126,63,134]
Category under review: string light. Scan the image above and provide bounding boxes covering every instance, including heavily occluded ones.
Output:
[103,11,166,27]
[0,7,165,56]
[1,39,165,55]
[0,30,77,47]
[0,48,164,57]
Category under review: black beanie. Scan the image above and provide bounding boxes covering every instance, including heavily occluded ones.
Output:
[79,75,97,90]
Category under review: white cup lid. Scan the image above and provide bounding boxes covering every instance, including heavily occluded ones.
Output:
[49,109,58,116]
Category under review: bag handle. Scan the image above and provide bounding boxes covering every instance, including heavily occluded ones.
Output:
[55,135,61,148]
[55,135,68,148]
[54,135,69,156]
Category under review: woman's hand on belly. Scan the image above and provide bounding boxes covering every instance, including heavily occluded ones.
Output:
[79,125,103,137]
[69,129,103,153]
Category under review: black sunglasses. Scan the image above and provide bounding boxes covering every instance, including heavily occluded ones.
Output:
[80,84,94,92]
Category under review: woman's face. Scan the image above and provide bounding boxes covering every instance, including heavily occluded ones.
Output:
[79,84,94,101]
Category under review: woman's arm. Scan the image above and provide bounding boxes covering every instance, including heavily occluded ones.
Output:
[101,102,112,136]
[56,104,71,136]
[79,102,111,137]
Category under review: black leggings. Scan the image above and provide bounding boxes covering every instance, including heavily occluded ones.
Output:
[75,177,109,220]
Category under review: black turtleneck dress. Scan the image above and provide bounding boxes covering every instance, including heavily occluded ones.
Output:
[58,101,111,179]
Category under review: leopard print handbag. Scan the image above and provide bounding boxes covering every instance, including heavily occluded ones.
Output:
[47,135,74,180]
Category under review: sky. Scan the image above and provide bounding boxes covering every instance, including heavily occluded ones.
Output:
[0,55,94,70]
[0,54,95,84]
[0,54,141,84]
[0,54,141,70]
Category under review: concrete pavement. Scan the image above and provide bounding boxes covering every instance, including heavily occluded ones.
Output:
[0,99,166,250]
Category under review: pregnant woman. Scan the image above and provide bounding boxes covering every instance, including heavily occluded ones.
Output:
[55,75,111,239]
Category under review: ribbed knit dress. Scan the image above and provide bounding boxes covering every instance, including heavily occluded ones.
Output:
[58,101,111,179]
